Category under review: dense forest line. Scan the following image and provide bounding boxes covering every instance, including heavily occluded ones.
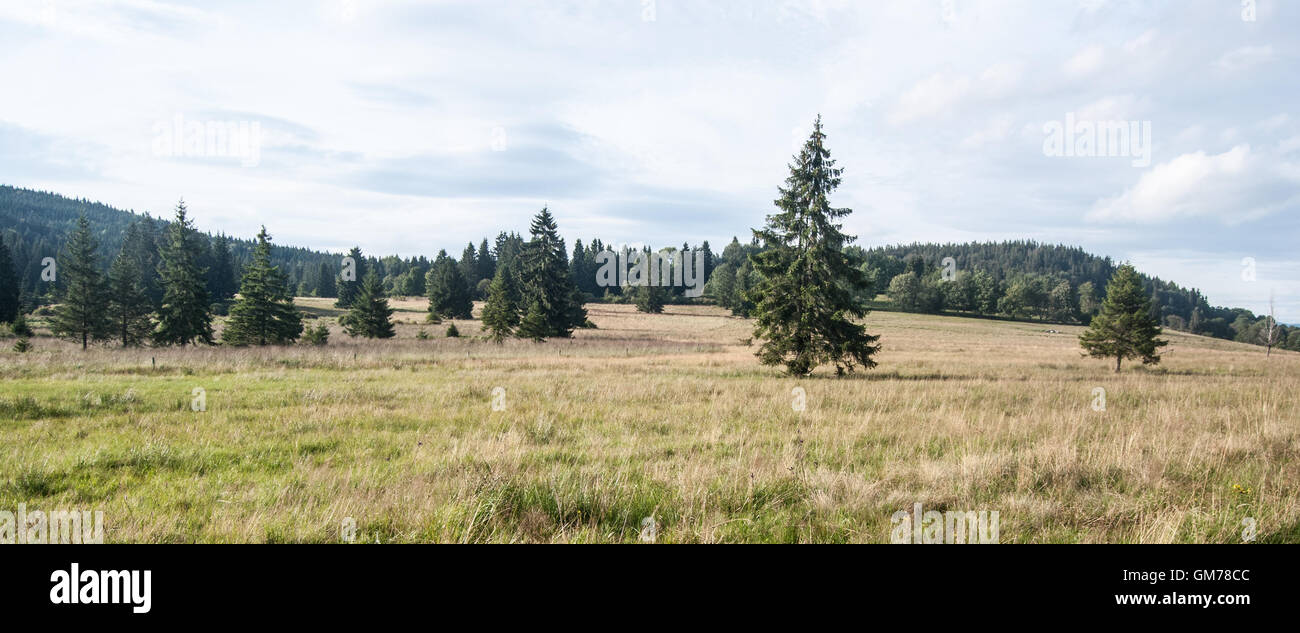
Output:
[1,185,1294,352]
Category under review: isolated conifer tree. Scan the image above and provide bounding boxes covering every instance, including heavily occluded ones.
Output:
[106,247,155,347]
[0,238,19,323]
[519,207,586,338]
[748,116,880,376]
[154,200,214,346]
[1079,264,1167,372]
[341,271,395,339]
[481,261,521,342]
[335,246,366,308]
[223,227,304,346]
[426,253,473,319]
[50,215,111,349]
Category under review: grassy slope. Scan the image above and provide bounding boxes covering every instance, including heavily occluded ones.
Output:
[2,301,1297,543]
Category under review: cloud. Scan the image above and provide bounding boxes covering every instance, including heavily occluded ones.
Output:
[1087,145,1300,224]
[1065,45,1106,76]
[1215,45,1273,71]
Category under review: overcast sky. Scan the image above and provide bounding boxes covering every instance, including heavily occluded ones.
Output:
[1,0,1296,320]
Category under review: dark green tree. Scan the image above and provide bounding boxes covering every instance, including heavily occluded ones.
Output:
[481,260,521,342]
[154,200,214,346]
[519,207,586,337]
[634,283,667,314]
[426,252,473,319]
[208,234,239,302]
[50,216,111,349]
[748,116,880,376]
[316,261,337,298]
[1079,264,1168,372]
[516,299,549,342]
[341,271,395,339]
[0,238,19,323]
[335,246,366,309]
[222,227,303,346]
[106,246,155,347]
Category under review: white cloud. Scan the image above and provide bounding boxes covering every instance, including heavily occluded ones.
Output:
[888,73,972,125]
[1216,45,1274,71]
[1065,45,1106,76]
[1088,145,1300,224]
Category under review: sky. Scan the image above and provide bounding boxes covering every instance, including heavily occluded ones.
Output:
[1,0,1297,320]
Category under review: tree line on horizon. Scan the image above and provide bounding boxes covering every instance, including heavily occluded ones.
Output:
[1,174,1296,355]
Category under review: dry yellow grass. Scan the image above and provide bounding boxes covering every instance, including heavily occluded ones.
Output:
[2,301,1297,542]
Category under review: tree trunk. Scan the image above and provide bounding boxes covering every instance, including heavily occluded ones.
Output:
[1114,356,1121,373]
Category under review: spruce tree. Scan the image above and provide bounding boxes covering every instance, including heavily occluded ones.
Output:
[426,252,473,319]
[341,271,395,338]
[50,215,111,349]
[208,234,239,302]
[154,200,214,346]
[107,247,155,347]
[335,246,366,308]
[0,238,19,323]
[748,116,880,376]
[519,207,586,338]
[121,219,163,309]
[516,299,549,342]
[634,284,667,314]
[316,261,337,298]
[1079,264,1168,372]
[476,238,496,284]
[481,261,521,342]
[222,227,304,346]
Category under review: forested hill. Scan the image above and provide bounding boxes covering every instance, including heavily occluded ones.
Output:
[0,185,338,301]
[854,241,1258,342]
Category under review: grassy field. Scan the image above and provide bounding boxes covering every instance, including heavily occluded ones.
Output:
[2,298,1298,543]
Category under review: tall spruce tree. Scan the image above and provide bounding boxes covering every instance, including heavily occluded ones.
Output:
[1079,264,1168,372]
[341,271,395,338]
[335,246,366,308]
[50,215,111,349]
[748,116,880,376]
[0,238,19,323]
[222,227,304,346]
[106,246,155,347]
[519,207,586,338]
[154,199,215,346]
[426,252,473,319]
[481,260,521,342]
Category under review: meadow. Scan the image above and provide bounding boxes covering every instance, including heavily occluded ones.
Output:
[2,299,1297,543]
